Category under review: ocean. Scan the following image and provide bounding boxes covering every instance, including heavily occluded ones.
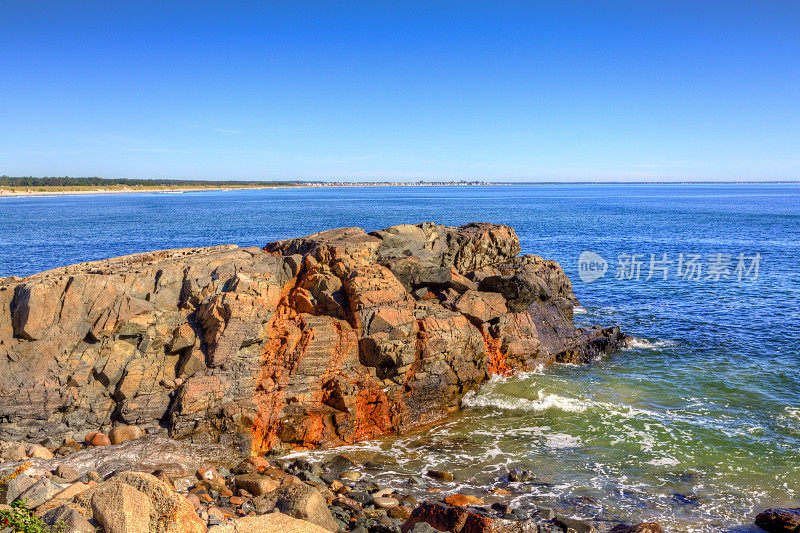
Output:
[1,183,798,531]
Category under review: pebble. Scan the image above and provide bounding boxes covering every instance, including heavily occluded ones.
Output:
[373,496,400,509]
[229,496,244,506]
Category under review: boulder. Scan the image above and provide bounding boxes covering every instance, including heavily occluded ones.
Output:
[209,511,333,533]
[73,471,206,533]
[91,481,152,532]
[15,478,61,508]
[254,483,338,532]
[40,504,95,533]
[233,473,279,496]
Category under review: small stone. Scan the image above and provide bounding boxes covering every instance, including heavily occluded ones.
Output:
[426,470,454,482]
[230,495,244,506]
[238,488,253,498]
[85,432,110,447]
[388,505,412,521]
[108,425,143,445]
[196,467,224,482]
[55,464,81,482]
[373,496,400,509]
[27,444,53,460]
[234,473,279,496]
[56,439,81,456]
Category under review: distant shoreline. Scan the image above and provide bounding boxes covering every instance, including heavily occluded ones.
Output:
[0,180,797,197]
[0,182,493,197]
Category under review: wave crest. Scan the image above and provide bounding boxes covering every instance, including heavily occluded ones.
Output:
[462,389,588,413]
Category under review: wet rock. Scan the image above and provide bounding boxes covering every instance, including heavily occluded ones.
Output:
[755,508,800,532]
[426,471,454,482]
[374,496,400,509]
[554,516,597,533]
[341,471,362,481]
[444,494,484,507]
[401,501,498,533]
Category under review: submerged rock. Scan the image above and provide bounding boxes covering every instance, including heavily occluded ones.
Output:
[755,508,800,532]
[0,223,625,453]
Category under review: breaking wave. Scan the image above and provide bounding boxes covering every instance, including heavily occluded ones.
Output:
[624,337,678,350]
[462,389,588,412]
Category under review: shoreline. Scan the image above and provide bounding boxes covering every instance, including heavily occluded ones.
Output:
[0,182,494,197]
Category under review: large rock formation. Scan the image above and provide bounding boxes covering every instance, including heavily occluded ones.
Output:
[0,223,624,454]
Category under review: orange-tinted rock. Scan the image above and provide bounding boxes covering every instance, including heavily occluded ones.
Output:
[444,494,484,507]
[402,501,496,533]
[0,223,625,454]
[85,432,110,447]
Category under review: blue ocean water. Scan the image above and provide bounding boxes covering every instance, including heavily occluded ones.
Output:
[2,184,799,531]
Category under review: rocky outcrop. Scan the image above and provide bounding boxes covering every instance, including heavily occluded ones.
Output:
[0,223,624,454]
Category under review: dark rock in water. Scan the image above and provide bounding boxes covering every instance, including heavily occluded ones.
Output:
[755,508,800,532]
[426,470,454,482]
[325,455,360,475]
[507,469,535,483]
[610,524,665,533]
[535,507,555,521]
[554,516,597,533]
[671,492,700,505]
[402,501,495,533]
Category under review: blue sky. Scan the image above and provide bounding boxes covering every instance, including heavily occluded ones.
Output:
[1,1,798,181]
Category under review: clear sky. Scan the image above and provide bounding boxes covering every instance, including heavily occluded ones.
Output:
[1,1,798,182]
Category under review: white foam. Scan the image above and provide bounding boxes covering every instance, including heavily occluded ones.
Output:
[624,337,677,350]
[647,457,680,466]
[573,306,588,314]
[545,432,582,448]
[462,389,588,413]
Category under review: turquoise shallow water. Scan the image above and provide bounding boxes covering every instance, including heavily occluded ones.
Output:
[2,184,799,531]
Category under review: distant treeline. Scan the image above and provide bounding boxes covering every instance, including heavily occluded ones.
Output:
[0,176,301,187]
